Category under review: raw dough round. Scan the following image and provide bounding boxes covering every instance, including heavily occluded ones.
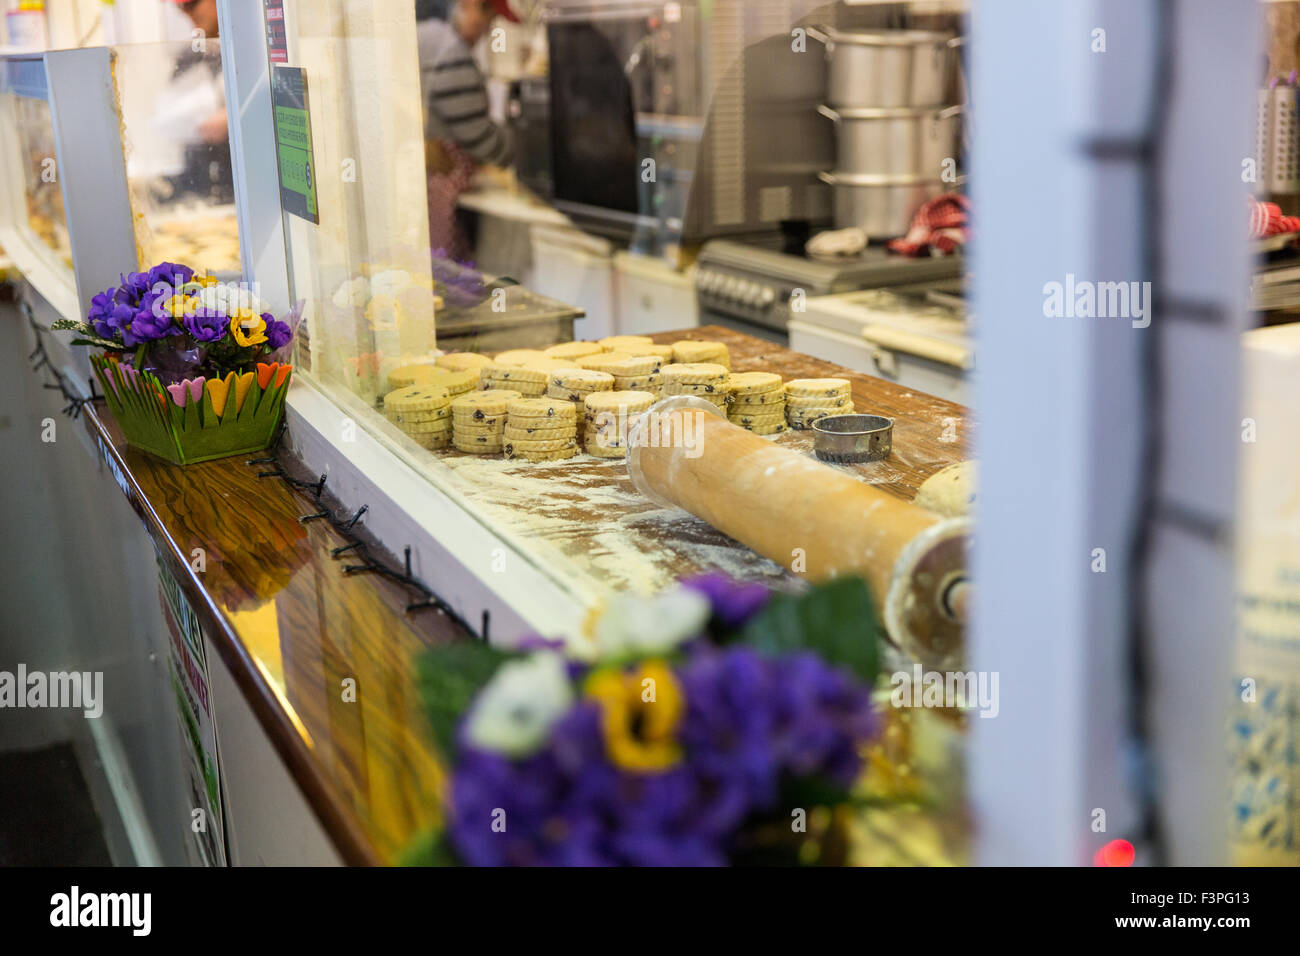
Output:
[913,460,978,518]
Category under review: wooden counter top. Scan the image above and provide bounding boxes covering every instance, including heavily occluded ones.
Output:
[82,403,470,866]
[84,326,969,865]
[668,326,972,499]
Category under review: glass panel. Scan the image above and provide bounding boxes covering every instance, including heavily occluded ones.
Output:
[113,42,242,277]
[271,0,437,404]
[261,1,590,608]
[0,55,75,299]
[12,93,69,261]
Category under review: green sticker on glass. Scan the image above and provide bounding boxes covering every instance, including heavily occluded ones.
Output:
[271,66,319,224]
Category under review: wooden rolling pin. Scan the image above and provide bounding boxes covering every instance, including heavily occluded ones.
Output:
[629,405,970,667]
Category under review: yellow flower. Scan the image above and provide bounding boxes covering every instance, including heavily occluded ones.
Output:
[162,294,196,320]
[229,309,267,347]
[191,273,220,287]
[584,660,684,772]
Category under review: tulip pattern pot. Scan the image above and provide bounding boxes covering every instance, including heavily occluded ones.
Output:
[92,356,292,465]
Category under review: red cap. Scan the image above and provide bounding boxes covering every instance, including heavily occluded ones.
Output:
[488,0,521,24]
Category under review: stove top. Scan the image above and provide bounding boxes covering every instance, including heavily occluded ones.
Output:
[696,236,965,335]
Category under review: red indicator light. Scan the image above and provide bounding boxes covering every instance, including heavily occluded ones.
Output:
[1094,839,1135,867]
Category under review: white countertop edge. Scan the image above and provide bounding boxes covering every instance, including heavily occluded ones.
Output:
[283,377,588,647]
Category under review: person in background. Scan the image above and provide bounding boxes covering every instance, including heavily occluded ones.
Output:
[417,0,518,260]
[165,0,232,200]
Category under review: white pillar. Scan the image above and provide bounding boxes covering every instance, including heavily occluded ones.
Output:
[969,0,1255,865]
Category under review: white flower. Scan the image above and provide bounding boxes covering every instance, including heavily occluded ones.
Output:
[464,653,573,757]
[198,282,269,317]
[369,269,413,300]
[331,276,370,309]
[592,587,711,659]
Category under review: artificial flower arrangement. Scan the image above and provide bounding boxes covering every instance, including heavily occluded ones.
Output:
[406,574,887,866]
[53,261,298,465]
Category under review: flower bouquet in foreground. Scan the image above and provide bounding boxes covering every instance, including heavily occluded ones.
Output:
[408,574,887,866]
[53,262,298,465]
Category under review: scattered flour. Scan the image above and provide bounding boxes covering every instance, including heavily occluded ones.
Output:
[424,406,963,595]
[431,452,791,594]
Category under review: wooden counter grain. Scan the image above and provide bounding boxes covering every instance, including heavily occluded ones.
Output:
[664,326,971,500]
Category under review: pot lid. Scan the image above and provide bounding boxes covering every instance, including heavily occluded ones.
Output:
[824,28,956,47]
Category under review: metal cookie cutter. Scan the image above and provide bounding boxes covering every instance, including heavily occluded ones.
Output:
[812,414,894,463]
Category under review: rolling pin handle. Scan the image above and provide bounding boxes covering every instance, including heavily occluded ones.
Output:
[940,577,970,625]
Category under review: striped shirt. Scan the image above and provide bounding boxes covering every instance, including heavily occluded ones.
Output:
[417,19,514,167]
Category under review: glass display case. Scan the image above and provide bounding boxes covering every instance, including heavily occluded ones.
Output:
[114,42,242,277]
[0,54,76,316]
[0,42,244,321]
[252,2,578,401]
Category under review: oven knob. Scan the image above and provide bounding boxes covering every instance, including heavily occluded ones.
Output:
[723,278,742,300]
[757,286,775,309]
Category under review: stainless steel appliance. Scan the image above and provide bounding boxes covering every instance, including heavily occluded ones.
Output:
[813,18,966,240]
[543,0,837,250]
[819,170,949,238]
[695,234,963,342]
[812,27,960,109]
[818,103,961,177]
[508,76,553,201]
[543,0,705,247]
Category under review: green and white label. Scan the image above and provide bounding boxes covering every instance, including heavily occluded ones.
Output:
[271,66,319,224]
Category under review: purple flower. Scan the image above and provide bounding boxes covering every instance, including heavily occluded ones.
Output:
[676,645,875,819]
[88,287,120,339]
[448,701,731,867]
[130,307,177,343]
[264,314,292,350]
[442,644,877,867]
[448,705,614,866]
[146,262,193,289]
[107,303,139,344]
[118,271,151,305]
[682,573,771,629]
[764,651,876,787]
[676,646,780,821]
[184,309,226,343]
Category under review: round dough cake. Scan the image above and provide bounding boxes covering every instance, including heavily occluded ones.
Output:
[384,384,450,412]
[436,352,493,373]
[574,352,636,373]
[672,340,730,368]
[544,341,605,360]
[603,355,662,377]
[504,422,575,441]
[389,405,451,427]
[725,371,783,397]
[583,390,655,416]
[493,348,548,367]
[913,460,977,517]
[660,363,727,385]
[451,389,522,418]
[507,398,578,421]
[628,344,675,363]
[599,335,654,351]
[785,378,851,400]
[549,369,615,390]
